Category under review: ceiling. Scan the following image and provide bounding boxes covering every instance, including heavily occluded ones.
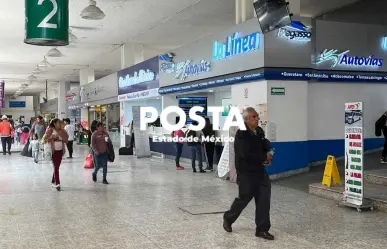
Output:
[0,0,358,95]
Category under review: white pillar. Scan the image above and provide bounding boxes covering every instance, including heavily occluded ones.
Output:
[79,68,95,126]
[57,81,70,120]
[119,43,145,147]
[288,0,301,19]
[235,0,242,24]
[241,0,254,22]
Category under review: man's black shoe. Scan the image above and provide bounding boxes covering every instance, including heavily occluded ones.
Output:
[256,232,274,240]
[199,169,206,173]
[8,152,11,155]
[223,219,232,233]
[92,173,97,182]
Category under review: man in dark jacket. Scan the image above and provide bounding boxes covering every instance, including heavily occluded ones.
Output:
[223,107,274,240]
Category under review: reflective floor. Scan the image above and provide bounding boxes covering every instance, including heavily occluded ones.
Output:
[0,145,386,249]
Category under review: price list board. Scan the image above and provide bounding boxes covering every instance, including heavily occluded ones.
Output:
[178,97,207,124]
[344,102,364,206]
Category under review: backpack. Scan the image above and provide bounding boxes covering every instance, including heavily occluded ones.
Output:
[185,129,198,146]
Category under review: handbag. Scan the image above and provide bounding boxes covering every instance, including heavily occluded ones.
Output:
[84,154,94,169]
[43,143,52,160]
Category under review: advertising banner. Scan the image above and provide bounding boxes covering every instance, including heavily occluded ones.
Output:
[344,102,364,206]
[117,57,159,101]
[0,81,4,108]
[132,106,151,158]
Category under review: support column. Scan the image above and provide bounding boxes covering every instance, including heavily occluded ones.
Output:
[79,68,95,127]
[235,0,242,24]
[120,43,145,147]
[241,0,254,23]
[288,0,301,19]
[57,81,71,120]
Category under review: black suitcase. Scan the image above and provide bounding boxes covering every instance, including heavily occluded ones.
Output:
[119,147,133,155]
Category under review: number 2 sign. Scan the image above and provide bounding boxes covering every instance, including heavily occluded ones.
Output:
[24,0,69,46]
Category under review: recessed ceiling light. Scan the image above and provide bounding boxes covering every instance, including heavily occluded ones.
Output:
[80,0,105,20]
[46,47,64,57]
[209,89,214,92]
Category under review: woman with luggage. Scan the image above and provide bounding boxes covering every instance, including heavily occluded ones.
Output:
[91,122,110,184]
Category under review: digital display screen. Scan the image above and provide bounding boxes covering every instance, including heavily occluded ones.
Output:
[178,97,207,124]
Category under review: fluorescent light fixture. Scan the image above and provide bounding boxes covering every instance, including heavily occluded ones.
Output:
[80,0,105,20]
[38,57,53,67]
[46,47,64,57]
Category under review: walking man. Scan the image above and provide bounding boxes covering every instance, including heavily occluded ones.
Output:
[0,115,13,155]
[223,107,274,240]
[64,118,75,159]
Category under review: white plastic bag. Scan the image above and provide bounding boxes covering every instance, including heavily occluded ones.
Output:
[44,143,52,160]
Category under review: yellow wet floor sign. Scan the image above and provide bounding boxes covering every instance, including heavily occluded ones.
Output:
[322,155,342,187]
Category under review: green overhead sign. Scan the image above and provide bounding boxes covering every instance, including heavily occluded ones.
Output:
[271,87,285,95]
[24,0,69,46]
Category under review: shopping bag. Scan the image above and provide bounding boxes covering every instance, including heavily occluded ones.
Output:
[84,154,94,169]
[43,143,52,160]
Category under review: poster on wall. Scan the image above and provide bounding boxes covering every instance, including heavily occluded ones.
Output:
[132,106,151,158]
[344,102,364,206]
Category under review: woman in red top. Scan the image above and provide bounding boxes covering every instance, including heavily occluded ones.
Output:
[172,126,185,170]
[44,118,68,191]
[91,122,110,184]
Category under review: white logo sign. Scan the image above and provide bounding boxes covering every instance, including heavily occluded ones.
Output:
[119,69,155,88]
[140,106,245,131]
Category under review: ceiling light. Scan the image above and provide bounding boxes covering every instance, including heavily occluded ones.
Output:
[69,29,79,43]
[80,0,105,20]
[33,66,43,74]
[38,57,53,67]
[28,75,37,81]
[46,47,63,57]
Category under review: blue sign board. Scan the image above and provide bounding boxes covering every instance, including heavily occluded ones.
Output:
[158,67,387,94]
[117,56,159,97]
[9,101,26,108]
[212,32,261,60]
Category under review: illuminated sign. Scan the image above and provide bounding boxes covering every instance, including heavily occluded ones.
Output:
[118,69,156,88]
[277,21,311,42]
[212,32,261,60]
[160,60,211,81]
[316,49,383,68]
[383,37,387,49]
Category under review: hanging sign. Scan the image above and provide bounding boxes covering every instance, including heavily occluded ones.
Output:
[25,0,69,46]
[0,81,4,108]
[344,102,364,206]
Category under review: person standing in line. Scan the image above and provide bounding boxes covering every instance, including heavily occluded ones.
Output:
[91,122,110,184]
[64,118,75,159]
[202,117,215,171]
[28,134,40,164]
[171,120,185,170]
[0,115,13,155]
[186,121,206,173]
[223,107,274,240]
[44,118,68,191]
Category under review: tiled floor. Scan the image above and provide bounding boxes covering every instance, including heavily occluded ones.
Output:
[0,145,386,249]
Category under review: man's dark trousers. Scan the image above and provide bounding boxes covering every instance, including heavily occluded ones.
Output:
[224,172,271,232]
[67,141,74,158]
[1,136,11,154]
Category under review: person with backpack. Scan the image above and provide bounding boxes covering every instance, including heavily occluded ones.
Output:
[186,120,206,173]
[375,111,387,163]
